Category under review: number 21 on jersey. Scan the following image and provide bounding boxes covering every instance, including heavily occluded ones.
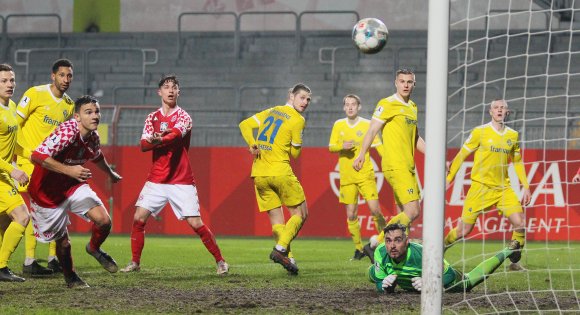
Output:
[258,116,283,144]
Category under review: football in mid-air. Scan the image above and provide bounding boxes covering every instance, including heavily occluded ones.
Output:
[352,18,389,54]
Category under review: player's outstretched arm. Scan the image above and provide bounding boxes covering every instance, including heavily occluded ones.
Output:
[446,148,471,189]
[93,156,122,183]
[415,135,426,154]
[512,153,531,205]
[353,118,383,171]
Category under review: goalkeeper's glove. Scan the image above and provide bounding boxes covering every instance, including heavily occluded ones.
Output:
[381,274,397,290]
[411,277,422,291]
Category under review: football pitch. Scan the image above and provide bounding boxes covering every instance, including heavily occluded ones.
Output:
[1,235,578,314]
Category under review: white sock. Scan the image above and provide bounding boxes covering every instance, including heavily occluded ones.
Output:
[48,256,57,262]
[275,244,286,252]
[24,258,36,266]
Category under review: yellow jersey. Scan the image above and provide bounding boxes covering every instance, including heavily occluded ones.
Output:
[372,94,418,172]
[0,100,19,185]
[16,84,74,160]
[240,104,305,177]
[450,122,526,189]
[329,117,382,185]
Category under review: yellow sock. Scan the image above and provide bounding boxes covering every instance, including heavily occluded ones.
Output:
[277,215,303,249]
[511,230,525,247]
[376,212,413,243]
[0,222,26,268]
[347,218,363,251]
[386,211,412,227]
[372,214,386,233]
[444,228,458,246]
[272,224,293,258]
[25,220,36,259]
[49,240,57,258]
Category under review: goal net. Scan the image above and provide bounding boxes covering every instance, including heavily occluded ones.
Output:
[444,0,580,313]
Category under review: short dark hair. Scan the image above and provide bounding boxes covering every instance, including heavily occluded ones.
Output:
[290,83,311,95]
[383,223,407,236]
[74,95,99,113]
[0,63,13,72]
[52,59,73,73]
[158,74,179,88]
[395,68,415,78]
[343,94,361,105]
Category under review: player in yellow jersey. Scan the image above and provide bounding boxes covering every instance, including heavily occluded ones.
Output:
[239,83,311,275]
[444,99,531,271]
[329,94,386,260]
[353,69,426,263]
[16,59,75,276]
[0,64,31,282]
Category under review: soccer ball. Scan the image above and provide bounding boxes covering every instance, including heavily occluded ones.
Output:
[352,18,389,54]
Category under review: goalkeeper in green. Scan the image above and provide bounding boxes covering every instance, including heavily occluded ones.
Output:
[368,224,521,293]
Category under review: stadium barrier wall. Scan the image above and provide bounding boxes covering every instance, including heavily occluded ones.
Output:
[70,147,580,240]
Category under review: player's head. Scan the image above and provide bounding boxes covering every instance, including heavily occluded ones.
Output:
[0,64,15,103]
[394,68,416,101]
[383,223,409,262]
[489,99,509,123]
[158,74,180,107]
[289,83,311,113]
[343,94,362,119]
[74,95,101,132]
[51,58,73,95]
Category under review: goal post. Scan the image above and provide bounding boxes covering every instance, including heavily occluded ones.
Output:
[421,0,450,314]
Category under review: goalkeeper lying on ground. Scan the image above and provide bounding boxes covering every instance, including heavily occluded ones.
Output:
[368,223,521,293]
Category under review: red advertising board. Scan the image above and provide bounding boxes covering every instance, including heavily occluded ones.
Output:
[74,147,580,241]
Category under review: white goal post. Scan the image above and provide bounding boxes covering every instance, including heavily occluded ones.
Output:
[421,0,450,314]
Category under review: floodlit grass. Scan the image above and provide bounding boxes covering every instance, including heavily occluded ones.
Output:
[0,235,578,314]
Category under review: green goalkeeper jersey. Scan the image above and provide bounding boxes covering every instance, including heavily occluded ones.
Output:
[368,242,460,292]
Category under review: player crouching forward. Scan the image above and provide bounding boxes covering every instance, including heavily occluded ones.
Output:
[120,74,228,275]
[28,95,122,288]
[368,224,520,293]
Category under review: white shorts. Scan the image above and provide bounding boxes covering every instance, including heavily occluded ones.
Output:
[30,184,104,243]
[135,182,200,220]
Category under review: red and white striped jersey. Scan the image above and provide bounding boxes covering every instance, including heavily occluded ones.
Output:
[141,106,195,185]
[29,119,103,207]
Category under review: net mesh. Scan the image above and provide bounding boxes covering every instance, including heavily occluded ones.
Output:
[444,0,580,313]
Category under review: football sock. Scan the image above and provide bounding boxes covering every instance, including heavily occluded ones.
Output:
[130,220,146,264]
[272,224,293,258]
[372,214,387,233]
[56,238,74,278]
[465,247,512,290]
[48,241,57,259]
[0,222,25,268]
[347,218,364,251]
[444,228,458,247]
[89,223,111,252]
[511,230,525,247]
[24,221,36,260]
[376,212,412,244]
[194,225,224,263]
[277,215,303,250]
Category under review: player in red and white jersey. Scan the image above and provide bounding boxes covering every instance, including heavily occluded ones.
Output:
[29,95,122,288]
[120,74,228,275]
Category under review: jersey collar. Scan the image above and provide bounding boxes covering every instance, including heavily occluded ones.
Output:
[392,93,411,106]
[346,116,360,128]
[487,121,507,136]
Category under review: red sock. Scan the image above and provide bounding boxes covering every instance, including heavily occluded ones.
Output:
[89,223,111,252]
[193,225,224,263]
[56,237,74,278]
[131,221,146,264]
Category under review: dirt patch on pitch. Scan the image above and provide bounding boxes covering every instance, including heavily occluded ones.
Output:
[100,287,578,314]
